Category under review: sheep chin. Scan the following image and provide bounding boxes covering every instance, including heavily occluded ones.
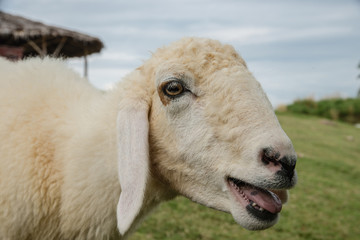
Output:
[229,201,279,231]
[230,208,279,231]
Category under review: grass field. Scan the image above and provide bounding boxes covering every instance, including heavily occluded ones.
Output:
[131,113,360,240]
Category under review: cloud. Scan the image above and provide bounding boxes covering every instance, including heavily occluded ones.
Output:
[2,0,360,106]
[249,58,360,106]
[194,25,353,46]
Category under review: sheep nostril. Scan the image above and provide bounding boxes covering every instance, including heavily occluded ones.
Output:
[261,148,297,179]
[261,148,280,166]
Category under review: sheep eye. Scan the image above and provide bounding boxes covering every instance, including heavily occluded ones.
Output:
[163,81,185,97]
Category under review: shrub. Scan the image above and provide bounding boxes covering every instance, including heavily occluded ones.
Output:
[285,98,360,124]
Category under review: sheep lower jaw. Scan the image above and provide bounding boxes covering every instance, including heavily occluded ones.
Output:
[227,177,284,224]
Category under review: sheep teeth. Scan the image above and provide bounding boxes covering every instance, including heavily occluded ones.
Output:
[229,180,250,203]
[259,207,264,212]
[252,202,257,207]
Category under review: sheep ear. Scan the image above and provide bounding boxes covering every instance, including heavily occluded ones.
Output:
[116,104,149,235]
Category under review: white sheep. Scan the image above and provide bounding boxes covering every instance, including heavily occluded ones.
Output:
[0,38,297,240]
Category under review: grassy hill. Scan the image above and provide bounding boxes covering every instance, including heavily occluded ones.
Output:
[131,113,360,240]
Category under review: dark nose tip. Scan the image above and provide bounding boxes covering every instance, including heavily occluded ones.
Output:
[278,156,297,179]
[261,148,297,179]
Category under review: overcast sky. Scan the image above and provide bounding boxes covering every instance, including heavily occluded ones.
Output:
[1,0,360,106]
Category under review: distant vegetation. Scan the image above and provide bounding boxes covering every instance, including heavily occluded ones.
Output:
[280,98,360,124]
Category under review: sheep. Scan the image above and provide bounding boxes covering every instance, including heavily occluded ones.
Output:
[0,37,297,240]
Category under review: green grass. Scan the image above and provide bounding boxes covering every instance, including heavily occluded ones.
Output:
[131,113,360,240]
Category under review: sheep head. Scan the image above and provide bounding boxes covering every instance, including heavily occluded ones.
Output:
[116,38,297,235]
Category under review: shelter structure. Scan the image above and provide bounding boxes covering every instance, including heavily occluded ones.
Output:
[0,11,104,77]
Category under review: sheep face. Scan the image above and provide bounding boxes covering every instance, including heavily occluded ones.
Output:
[148,38,297,231]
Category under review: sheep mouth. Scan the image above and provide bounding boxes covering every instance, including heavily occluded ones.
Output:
[227,177,282,222]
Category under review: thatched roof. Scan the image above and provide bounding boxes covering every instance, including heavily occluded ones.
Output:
[0,11,104,58]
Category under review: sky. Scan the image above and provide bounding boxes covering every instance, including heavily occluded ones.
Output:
[1,0,360,107]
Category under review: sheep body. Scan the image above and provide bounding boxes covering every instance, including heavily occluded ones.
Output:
[0,58,125,239]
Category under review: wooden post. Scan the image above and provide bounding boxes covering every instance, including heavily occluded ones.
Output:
[28,40,44,57]
[84,47,88,78]
[42,36,47,57]
[53,37,67,57]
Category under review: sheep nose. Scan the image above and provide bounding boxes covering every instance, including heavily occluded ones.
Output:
[261,148,297,180]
